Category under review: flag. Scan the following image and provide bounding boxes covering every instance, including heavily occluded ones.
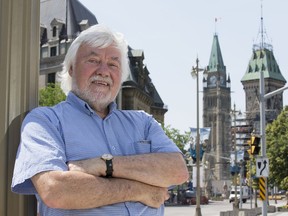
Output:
[184,127,211,151]
[190,127,211,142]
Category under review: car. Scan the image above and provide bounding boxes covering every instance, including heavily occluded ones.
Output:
[277,190,286,195]
[182,190,209,205]
[190,195,209,205]
[229,186,249,203]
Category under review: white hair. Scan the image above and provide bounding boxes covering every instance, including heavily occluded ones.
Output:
[57,24,130,95]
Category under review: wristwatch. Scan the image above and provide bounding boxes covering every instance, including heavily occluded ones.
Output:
[101,154,114,178]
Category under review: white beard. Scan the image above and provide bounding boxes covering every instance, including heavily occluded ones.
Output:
[71,76,118,110]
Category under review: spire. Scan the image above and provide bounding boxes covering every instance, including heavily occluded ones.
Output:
[260,0,264,49]
[253,0,271,51]
[241,1,286,83]
[207,34,226,73]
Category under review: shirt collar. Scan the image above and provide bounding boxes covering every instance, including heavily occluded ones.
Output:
[66,92,117,117]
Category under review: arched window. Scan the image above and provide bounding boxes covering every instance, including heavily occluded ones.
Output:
[52,26,57,37]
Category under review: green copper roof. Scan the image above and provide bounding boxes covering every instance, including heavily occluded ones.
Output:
[207,34,226,73]
[241,47,286,82]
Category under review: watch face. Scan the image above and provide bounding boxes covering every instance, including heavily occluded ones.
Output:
[102,154,113,160]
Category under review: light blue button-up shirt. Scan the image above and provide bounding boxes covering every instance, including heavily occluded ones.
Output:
[12,92,181,216]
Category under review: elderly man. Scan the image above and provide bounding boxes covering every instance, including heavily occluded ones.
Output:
[12,24,188,216]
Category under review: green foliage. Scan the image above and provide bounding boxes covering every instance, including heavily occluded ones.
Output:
[266,106,288,190]
[162,124,190,153]
[39,83,66,107]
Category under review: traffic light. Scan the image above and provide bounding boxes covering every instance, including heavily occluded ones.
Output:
[247,135,261,155]
[247,140,252,155]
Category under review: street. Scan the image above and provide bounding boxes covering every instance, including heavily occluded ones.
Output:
[164,199,287,216]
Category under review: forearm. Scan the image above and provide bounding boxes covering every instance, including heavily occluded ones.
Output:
[113,152,188,187]
[32,170,168,209]
[69,152,188,187]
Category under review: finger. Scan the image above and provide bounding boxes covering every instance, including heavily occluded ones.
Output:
[165,191,170,200]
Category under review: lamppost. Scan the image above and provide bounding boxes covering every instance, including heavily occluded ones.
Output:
[191,57,207,216]
[230,103,241,210]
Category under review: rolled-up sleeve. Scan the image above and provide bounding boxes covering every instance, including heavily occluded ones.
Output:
[11,108,67,195]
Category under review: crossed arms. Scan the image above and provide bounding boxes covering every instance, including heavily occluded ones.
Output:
[32,152,189,209]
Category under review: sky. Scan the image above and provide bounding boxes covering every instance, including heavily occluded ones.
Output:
[80,0,288,133]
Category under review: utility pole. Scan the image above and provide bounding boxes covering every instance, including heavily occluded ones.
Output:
[259,68,267,216]
[259,71,288,216]
[258,2,288,213]
[231,104,241,211]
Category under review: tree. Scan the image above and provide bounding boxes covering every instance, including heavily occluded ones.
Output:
[39,83,66,106]
[162,124,190,153]
[266,106,288,190]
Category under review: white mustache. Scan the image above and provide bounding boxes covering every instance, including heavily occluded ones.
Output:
[90,76,113,86]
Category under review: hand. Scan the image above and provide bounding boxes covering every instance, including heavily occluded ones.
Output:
[68,161,86,172]
[139,186,170,208]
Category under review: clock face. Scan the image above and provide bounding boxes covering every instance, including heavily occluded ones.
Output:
[220,76,225,85]
[209,75,217,85]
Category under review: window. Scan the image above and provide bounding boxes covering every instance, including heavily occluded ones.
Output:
[48,73,55,84]
[50,46,57,56]
[52,26,57,37]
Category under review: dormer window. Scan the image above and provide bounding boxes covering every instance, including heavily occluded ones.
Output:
[79,20,89,32]
[253,51,257,60]
[50,18,65,38]
[255,65,259,72]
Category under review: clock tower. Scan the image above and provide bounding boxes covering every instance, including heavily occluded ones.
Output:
[203,34,231,182]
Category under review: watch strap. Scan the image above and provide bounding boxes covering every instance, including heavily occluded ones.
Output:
[105,159,113,178]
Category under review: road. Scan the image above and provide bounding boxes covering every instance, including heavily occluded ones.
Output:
[164,199,287,216]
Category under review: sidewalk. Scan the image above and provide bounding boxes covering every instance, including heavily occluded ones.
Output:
[164,199,287,216]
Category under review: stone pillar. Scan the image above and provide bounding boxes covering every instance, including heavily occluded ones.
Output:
[0,0,40,215]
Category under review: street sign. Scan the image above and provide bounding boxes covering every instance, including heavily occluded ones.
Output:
[256,157,269,177]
